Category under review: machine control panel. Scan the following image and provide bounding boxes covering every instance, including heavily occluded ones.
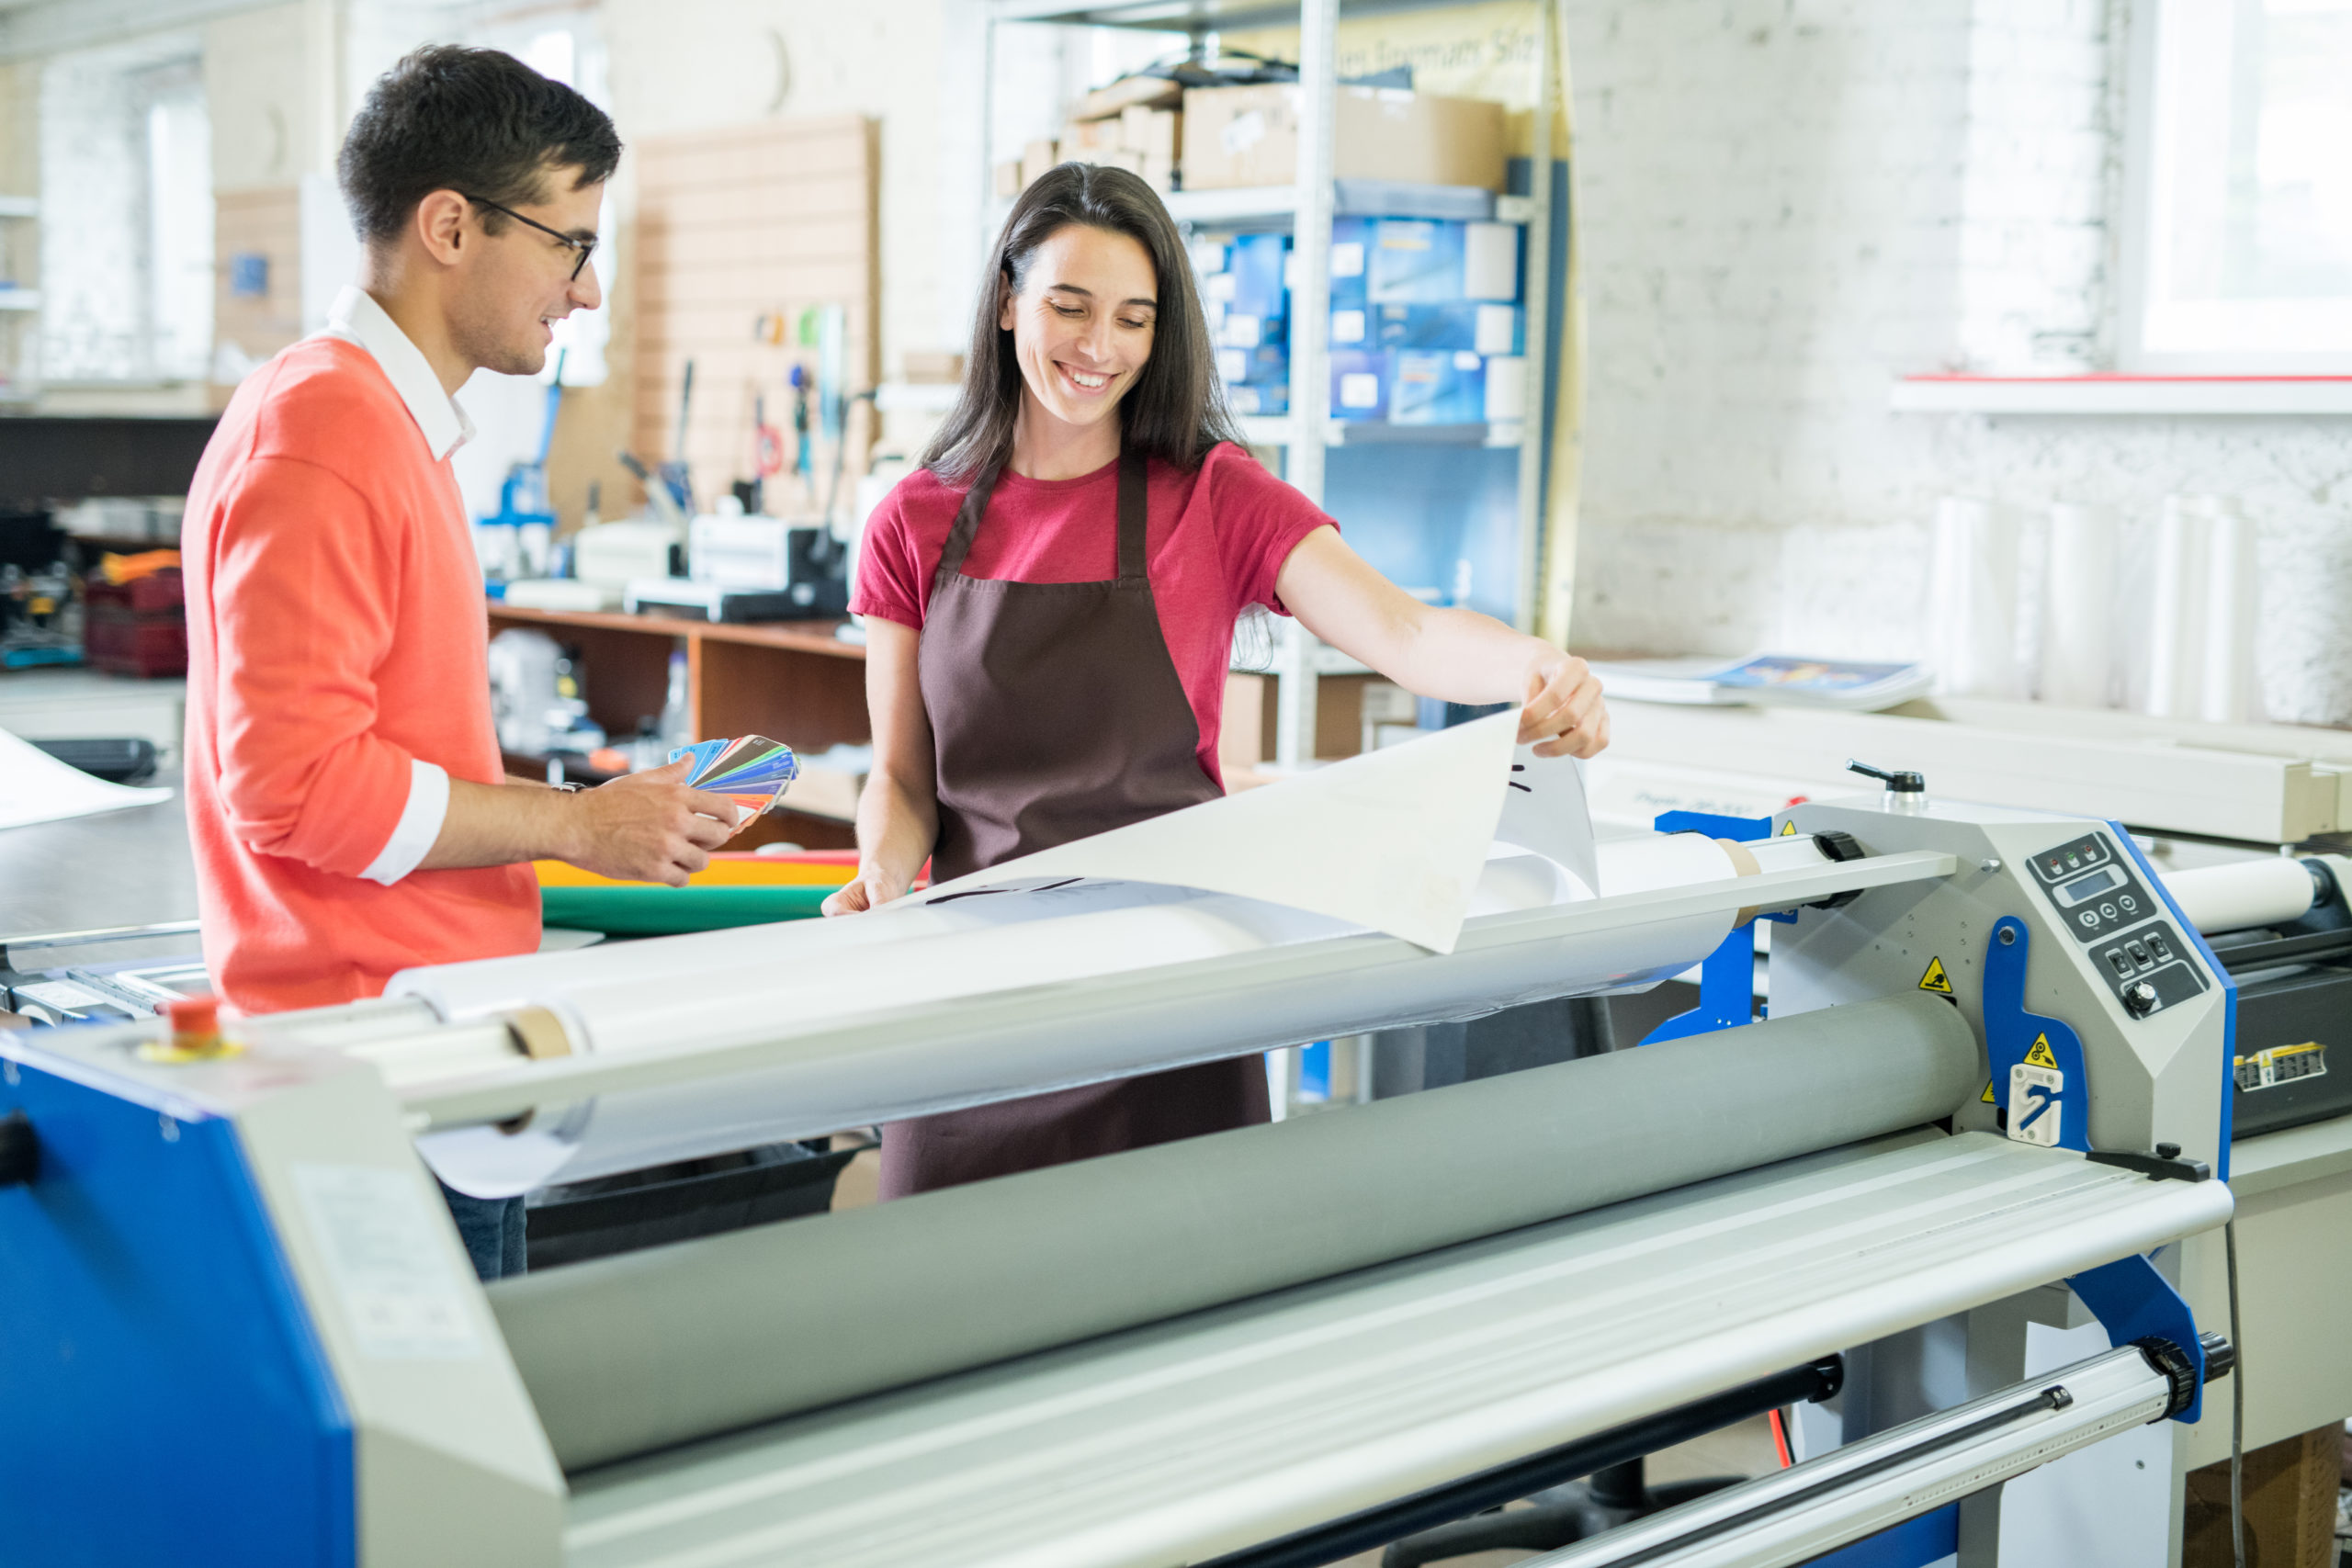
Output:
[2029,831,2209,1020]
[2031,832,2154,943]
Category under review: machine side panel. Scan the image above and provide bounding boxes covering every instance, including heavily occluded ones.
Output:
[228,1070,568,1567]
[2111,823,2241,1182]
[0,1061,355,1568]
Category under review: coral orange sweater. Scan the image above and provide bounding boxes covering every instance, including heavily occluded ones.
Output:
[183,334,538,1013]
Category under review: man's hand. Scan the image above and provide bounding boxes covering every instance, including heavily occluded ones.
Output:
[821,863,906,917]
[555,759,741,886]
[1520,650,1611,759]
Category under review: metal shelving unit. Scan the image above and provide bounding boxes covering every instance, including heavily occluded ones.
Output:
[0,196,38,403]
[980,0,1561,763]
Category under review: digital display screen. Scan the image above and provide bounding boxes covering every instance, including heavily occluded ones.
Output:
[2062,867,2121,903]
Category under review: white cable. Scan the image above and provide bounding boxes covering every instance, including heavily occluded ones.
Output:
[2227,1218,2245,1568]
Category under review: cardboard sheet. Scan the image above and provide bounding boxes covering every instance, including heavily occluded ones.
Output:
[0,726,171,831]
[906,711,1586,954]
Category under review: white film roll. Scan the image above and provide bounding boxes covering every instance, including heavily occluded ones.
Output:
[2160,857,2315,936]
[399,833,1754,1198]
[2143,495,2210,720]
[2039,502,2119,709]
[1928,497,2027,699]
[2199,502,2262,725]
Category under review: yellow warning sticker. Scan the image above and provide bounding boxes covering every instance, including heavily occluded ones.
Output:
[2024,1033,2059,1069]
[1780,820,1798,836]
[1918,957,1953,995]
[1981,1079,1997,1104]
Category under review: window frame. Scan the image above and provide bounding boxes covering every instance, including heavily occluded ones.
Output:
[2116,0,2352,375]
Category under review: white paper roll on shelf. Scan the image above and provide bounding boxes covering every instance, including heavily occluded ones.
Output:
[2039,502,2119,709]
[2143,495,2211,719]
[2199,502,2262,725]
[2160,857,2317,935]
[1928,497,2027,699]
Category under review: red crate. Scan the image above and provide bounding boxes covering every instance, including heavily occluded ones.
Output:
[84,569,187,677]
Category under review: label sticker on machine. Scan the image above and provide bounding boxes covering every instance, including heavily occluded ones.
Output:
[2235,1043,2328,1092]
[1917,957,1953,995]
[2008,1063,2064,1147]
[290,1163,483,1360]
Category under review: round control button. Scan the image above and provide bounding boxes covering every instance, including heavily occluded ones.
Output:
[2078,911,2098,928]
[2120,895,2138,912]
[2123,981,2159,1019]
[2099,902,2118,920]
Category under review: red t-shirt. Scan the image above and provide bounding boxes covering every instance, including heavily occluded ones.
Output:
[852,442,1335,785]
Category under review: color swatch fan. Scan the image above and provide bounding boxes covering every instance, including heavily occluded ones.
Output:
[669,735,799,823]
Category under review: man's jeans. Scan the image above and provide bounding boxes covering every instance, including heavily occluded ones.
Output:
[439,1180,527,1281]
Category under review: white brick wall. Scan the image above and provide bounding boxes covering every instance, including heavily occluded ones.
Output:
[1564,0,2352,728]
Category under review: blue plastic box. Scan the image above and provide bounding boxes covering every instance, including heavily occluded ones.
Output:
[1366,219,1522,304]
[1389,350,1486,425]
[1226,232,1290,343]
[1329,349,1390,421]
[1369,302,1523,355]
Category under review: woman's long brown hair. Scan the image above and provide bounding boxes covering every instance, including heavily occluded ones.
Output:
[922,162,1244,485]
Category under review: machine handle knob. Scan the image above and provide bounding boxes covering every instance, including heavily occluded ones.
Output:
[2122,980,2160,1019]
[0,1110,37,1188]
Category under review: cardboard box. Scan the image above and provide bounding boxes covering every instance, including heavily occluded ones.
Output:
[1182,84,1506,191]
[1080,73,1180,120]
[1020,138,1058,190]
[1120,105,1182,162]
[2182,1422,2340,1568]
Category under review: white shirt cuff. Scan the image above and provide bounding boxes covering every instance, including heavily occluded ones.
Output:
[359,760,449,886]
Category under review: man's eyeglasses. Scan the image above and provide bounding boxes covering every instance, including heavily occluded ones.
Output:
[464,195,597,281]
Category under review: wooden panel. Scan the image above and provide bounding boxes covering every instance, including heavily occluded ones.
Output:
[213,186,302,371]
[694,635,868,757]
[630,113,879,522]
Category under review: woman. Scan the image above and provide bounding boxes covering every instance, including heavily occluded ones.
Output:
[829,163,1610,1198]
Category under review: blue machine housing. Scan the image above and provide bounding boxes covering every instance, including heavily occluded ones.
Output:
[0,1049,354,1567]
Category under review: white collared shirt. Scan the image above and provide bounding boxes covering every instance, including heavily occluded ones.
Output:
[318,285,472,886]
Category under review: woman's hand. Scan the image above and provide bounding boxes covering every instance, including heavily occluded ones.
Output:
[822,863,905,917]
[1520,649,1611,759]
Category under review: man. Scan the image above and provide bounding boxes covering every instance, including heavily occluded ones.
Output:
[182,46,735,1280]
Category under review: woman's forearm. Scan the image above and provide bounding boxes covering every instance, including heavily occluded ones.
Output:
[1366,604,1550,705]
[854,770,939,897]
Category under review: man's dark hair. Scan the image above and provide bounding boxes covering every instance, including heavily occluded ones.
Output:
[338,45,621,246]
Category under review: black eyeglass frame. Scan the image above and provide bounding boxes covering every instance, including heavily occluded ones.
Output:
[464,194,598,280]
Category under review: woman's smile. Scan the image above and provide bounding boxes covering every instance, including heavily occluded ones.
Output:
[1056,360,1117,396]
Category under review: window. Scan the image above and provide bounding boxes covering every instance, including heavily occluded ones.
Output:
[2121,0,2352,370]
[40,39,213,383]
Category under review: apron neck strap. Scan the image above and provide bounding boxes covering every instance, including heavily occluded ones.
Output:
[1115,445,1148,588]
[934,445,1151,591]
[934,460,1002,586]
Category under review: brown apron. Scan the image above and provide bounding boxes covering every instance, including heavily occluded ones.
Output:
[877,446,1270,1198]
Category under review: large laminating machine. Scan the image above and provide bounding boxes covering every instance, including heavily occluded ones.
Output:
[0,713,2296,1567]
